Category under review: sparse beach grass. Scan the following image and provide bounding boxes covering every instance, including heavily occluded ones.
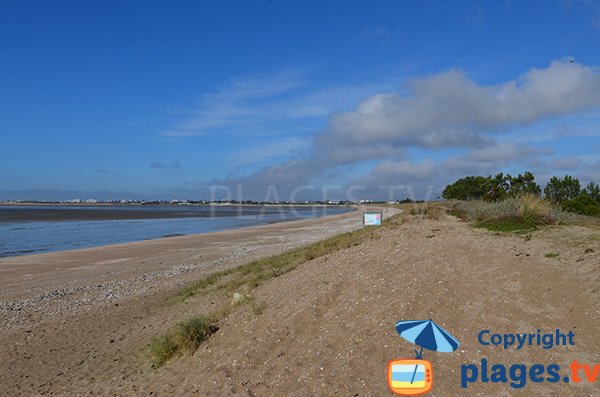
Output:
[172,213,404,304]
[150,211,404,367]
[147,334,179,368]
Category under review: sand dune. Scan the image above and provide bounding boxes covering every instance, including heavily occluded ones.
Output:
[1,208,599,396]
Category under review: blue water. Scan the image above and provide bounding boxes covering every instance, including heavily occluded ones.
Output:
[0,206,352,258]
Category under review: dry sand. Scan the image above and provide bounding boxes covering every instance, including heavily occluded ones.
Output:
[1,208,599,396]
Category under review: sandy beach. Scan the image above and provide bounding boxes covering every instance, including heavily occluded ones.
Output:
[1,207,599,396]
[0,206,384,396]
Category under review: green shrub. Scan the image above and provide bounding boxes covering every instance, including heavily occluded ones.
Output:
[476,218,538,232]
[442,176,491,200]
[584,181,600,202]
[562,194,600,216]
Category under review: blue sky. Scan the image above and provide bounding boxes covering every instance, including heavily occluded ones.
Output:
[2,0,600,201]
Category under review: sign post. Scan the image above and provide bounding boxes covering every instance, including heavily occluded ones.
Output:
[363,211,383,226]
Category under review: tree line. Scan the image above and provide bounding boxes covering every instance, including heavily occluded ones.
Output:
[442,172,600,216]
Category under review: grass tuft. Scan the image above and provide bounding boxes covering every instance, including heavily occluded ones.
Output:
[518,194,551,223]
[148,315,218,368]
[175,316,217,351]
[147,334,179,368]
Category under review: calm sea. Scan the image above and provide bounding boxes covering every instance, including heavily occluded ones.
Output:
[0,205,353,258]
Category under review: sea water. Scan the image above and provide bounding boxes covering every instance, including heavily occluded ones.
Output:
[0,205,352,258]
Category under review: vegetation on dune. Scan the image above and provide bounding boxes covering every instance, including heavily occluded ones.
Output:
[148,211,406,367]
[408,202,446,220]
[174,212,405,304]
[448,194,571,232]
[443,172,600,218]
[147,183,599,367]
[562,194,600,217]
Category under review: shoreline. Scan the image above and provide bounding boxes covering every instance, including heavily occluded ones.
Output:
[0,206,396,396]
[0,206,387,306]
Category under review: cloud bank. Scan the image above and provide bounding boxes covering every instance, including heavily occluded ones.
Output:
[217,60,600,200]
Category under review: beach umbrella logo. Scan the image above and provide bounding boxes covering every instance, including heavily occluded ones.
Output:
[387,319,460,396]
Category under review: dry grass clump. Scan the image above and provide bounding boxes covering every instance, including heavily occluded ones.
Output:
[408,203,446,220]
[425,204,446,220]
[448,194,573,232]
[384,213,406,228]
[517,194,551,222]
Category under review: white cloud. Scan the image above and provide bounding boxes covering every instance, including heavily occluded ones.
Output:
[214,60,600,199]
[317,61,600,152]
[161,69,402,138]
[161,69,306,137]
